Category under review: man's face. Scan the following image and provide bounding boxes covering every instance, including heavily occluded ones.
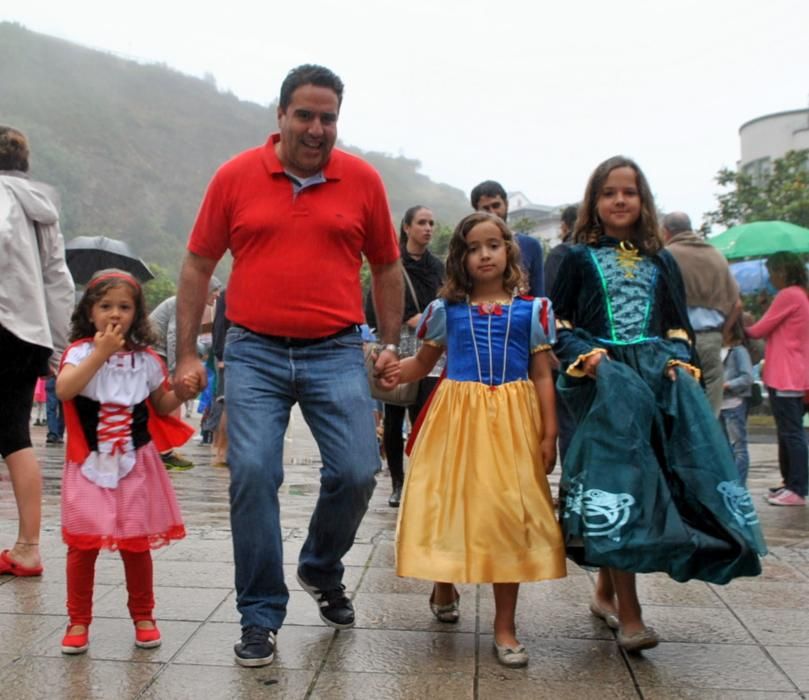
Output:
[276,84,339,178]
[475,194,508,221]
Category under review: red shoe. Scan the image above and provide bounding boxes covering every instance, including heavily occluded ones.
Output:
[0,550,43,577]
[61,626,89,655]
[135,623,162,649]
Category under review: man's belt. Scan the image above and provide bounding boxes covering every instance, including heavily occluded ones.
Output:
[235,324,359,347]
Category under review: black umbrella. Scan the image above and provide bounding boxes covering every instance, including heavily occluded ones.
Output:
[65,236,154,285]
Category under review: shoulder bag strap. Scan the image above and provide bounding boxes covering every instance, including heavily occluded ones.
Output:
[402,266,421,314]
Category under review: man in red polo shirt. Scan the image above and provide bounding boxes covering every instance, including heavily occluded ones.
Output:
[174,64,403,668]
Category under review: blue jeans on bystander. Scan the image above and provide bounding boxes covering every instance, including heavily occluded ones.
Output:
[45,374,64,440]
[719,400,750,485]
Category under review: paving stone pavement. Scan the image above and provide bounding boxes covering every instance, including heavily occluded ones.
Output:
[1,413,808,699]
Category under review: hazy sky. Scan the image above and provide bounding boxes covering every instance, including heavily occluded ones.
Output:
[5,1,809,228]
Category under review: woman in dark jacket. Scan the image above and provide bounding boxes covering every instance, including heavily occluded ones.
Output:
[366,205,445,506]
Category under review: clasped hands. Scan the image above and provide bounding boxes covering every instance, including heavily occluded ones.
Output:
[372,348,400,389]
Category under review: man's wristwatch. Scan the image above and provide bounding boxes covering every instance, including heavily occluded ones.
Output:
[374,343,400,356]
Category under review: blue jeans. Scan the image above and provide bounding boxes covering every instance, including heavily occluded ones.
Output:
[45,375,64,439]
[224,326,379,631]
[719,401,749,485]
[769,391,808,497]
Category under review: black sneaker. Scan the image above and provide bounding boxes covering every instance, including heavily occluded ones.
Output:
[296,572,355,629]
[234,626,275,667]
[388,485,402,508]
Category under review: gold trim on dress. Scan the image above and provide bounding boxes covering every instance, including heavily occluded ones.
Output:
[666,328,691,344]
[667,359,701,380]
[531,343,552,354]
[422,340,445,349]
[567,348,608,377]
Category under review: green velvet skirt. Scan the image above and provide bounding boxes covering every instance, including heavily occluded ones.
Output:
[558,340,766,584]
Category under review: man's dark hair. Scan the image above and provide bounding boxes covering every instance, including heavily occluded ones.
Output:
[561,204,579,230]
[470,180,507,210]
[279,64,344,111]
[662,212,692,235]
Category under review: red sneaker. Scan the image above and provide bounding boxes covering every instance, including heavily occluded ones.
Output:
[135,624,162,648]
[61,626,89,655]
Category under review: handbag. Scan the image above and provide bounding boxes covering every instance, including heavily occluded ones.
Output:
[366,267,421,407]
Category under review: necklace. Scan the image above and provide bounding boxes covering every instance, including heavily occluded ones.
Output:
[466,296,514,387]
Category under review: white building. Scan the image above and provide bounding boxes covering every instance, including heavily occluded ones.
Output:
[739,108,809,183]
[506,191,565,248]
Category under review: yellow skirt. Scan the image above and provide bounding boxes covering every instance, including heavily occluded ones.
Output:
[395,379,566,583]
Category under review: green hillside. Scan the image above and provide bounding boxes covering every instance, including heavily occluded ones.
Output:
[0,22,469,277]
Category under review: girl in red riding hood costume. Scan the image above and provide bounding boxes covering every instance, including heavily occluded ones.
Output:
[55,269,198,655]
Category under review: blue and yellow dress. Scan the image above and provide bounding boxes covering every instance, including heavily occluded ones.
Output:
[551,236,766,584]
[395,296,567,583]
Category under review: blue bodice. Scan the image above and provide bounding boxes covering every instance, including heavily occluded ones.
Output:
[445,300,533,384]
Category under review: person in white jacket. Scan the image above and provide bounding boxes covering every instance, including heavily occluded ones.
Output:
[0,125,74,577]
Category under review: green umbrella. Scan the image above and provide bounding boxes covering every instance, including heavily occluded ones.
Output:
[708,221,809,260]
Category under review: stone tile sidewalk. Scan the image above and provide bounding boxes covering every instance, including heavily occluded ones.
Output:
[0,415,807,699]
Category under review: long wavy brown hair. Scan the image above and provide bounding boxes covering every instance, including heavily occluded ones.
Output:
[439,212,525,302]
[69,269,157,349]
[574,155,662,255]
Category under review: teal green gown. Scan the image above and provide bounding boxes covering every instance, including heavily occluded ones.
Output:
[550,236,766,584]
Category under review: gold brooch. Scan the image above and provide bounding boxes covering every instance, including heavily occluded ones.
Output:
[616,240,640,278]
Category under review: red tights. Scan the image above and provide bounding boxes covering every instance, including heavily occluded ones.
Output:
[66,546,154,626]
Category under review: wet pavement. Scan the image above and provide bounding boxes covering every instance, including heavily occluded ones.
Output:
[1,412,808,699]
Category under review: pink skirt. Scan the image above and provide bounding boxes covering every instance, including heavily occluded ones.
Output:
[33,377,47,403]
[61,442,185,552]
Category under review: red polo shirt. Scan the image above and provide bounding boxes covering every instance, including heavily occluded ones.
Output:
[188,134,399,337]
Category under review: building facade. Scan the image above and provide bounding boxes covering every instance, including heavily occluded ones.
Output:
[507,191,564,247]
[739,108,809,183]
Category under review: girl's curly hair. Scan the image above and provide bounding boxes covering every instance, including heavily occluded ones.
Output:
[69,269,157,348]
[574,155,662,255]
[439,212,525,302]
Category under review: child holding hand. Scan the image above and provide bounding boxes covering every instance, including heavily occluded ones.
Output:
[392,212,566,668]
[56,269,198,654]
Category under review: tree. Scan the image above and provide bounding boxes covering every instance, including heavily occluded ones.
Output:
[430,222,453,259]
[143,263,177,312]
[704,149,809,230]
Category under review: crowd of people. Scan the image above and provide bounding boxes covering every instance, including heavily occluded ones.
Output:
[1,62,807,672]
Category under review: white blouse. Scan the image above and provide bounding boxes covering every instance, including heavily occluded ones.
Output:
[63,342,165,488]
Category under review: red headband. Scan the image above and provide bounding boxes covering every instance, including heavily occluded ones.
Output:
[87,271,141,290]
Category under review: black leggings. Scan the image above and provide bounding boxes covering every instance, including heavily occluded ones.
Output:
[383,377,439,485]
[0,326,51,458]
